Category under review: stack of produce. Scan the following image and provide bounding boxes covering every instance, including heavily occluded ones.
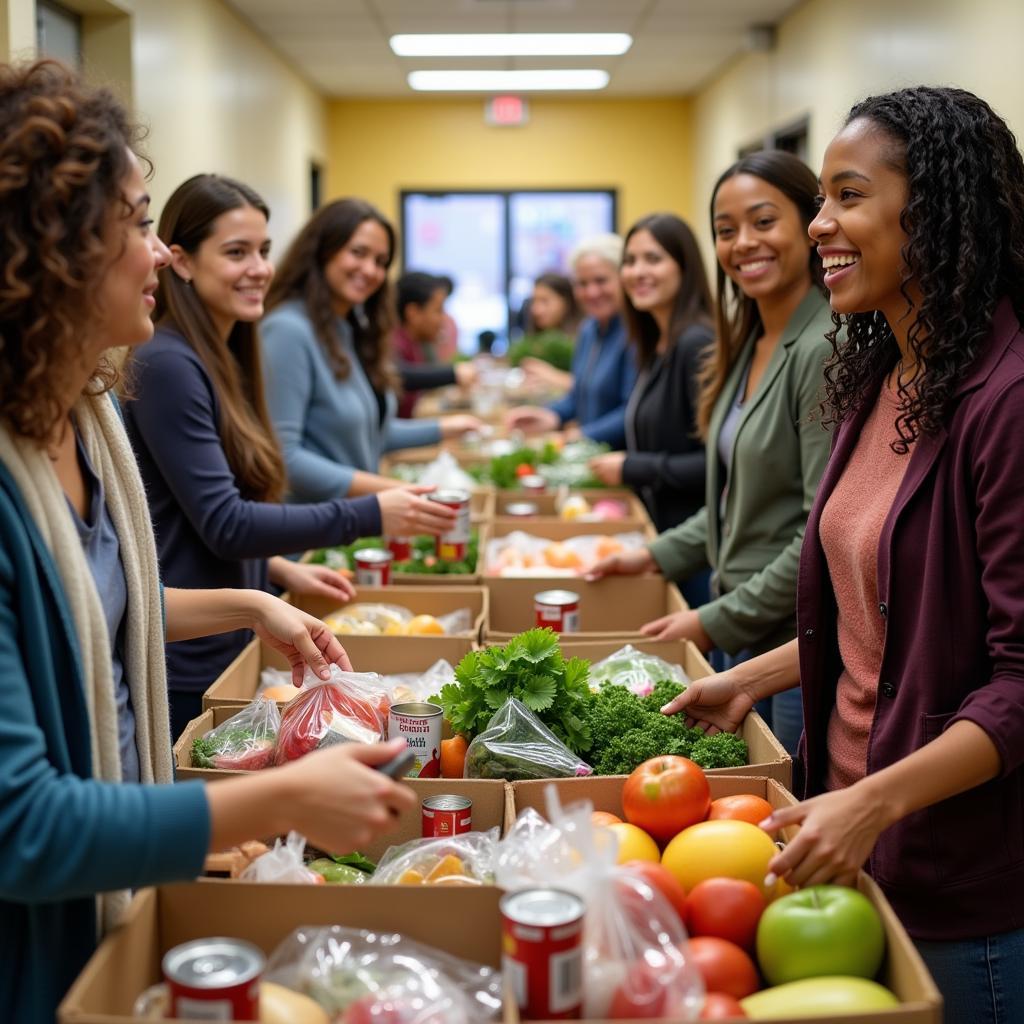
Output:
[310,532,480,577]
[320,602,471,636]
[485,529,645,575]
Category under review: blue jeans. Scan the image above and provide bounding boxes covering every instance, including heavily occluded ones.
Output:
[679,568,711,609]
[915,927,1024,1024]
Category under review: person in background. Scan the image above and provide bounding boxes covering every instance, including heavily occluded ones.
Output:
[665,86,1024,1021]
[589,153,832,756]
[505,233,637,446]
[590,214,714,605]
[433,273,460,361]
[260,199,480,504]
[0,60,415,1024]
[508,271,579,391]
[125,176,457,737]
[392,270,475,417]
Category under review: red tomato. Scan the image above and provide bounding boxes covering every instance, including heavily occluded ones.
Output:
[607,961,670,1019]
[686,936,759,1000]
[622,756,711,843]
[622,860,688,925]
[685,877,766,951]
[701,992,748,1019]
[708,794,774,826]
[515,462,536,478]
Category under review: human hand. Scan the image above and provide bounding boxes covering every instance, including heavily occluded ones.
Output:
[270,558,356,603]
[659,669,755,734]
[760,783,894,889]
[520,357,573,392]
[453,361,477,388]
[276,739,418,852]
[589,451,626,485]
[377,485,456,537]
[440,413,484,438]
[640,608,713,651]
[585,547,657,581]
[505,406,560,436]
[250,592,353,686]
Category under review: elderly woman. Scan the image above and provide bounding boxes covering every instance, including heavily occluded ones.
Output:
[506,234,636,446]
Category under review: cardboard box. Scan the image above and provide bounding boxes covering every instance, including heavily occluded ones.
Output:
[488,516,656,545]
[507,776,942,1024]
[495,487,650,526]
[484,575,687,640]
[58,882,507,1024]
[559,638,792,788]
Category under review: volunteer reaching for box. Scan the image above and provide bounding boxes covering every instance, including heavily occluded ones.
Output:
[0,60,415,1024]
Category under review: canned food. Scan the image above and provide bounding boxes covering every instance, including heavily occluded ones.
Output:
[387,536,412,561]
[163,938,264,1020]
[501,888,584,1020]
[535,589,581,634]
[505,501,540,518]
[429,488,471,562]
[388,701,443,777]
[520,474,547,495]
[422,794,472,837]
[354,547,393,586]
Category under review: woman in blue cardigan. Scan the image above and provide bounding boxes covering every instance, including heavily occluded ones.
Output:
[261,199,480,504]
[125,175,457,737]
[0,61,414,1024]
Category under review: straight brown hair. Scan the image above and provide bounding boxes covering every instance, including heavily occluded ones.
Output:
[151,173,286,502]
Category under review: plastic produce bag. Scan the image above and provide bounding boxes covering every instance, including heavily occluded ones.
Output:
[264,925,503,1023]
[323,602,413,635]
[588,643,691,696]
[485,530,647,576]
[464,698,592,780]
[240,831,322,884]
[371,828,498,887]
[275,669,389,764]
[191,696,280,770]
[497,788,704,1020]
[383,659,456,704]
[416,450,478,492]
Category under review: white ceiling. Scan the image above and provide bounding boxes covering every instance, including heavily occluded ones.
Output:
[223,0,802,97]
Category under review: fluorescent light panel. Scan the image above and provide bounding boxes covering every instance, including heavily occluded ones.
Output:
[391,33,631,57]
[408,69,610,92]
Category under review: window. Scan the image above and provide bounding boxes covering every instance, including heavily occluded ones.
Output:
[738,116,810,163]
[401,189,616,354]
[37,0,82,68]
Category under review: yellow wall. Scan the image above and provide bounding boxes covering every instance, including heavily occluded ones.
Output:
[690,0,1024,256]
[326,97,694,236]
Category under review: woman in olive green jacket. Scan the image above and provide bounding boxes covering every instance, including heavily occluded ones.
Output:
[589,151,832,755]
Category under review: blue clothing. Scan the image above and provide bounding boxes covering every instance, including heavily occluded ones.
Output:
[124,327,381,704]
[547,314,636,447]
[261,301,442,501]
[67,431,139,783]
[0,458,210,1024]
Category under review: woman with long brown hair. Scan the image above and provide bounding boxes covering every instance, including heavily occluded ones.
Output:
[260,198,480,504]
[125,175,456,736]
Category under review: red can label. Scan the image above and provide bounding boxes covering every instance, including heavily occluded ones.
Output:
[429,489,471,562]
[501,889,584,1020]
[534,590,580,634]
[388,702,443,777]
[387,536,412,561]
[164,939,263,1021]
[422,794,472,837]
[354,548,392,586]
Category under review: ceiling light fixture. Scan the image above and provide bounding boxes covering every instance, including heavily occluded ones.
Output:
[391,33,631,57]
[407,69,610,92]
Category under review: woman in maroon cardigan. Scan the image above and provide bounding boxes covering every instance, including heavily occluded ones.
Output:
[665,86,1024,1021]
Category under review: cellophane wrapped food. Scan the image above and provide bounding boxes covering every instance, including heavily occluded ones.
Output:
[370,828,498,887]
[239,831,323,885]
[190,696,280,770]
[485,530,647,576]
[264,926,503,1023]
[274,668,389,765]
[587,643,691,696]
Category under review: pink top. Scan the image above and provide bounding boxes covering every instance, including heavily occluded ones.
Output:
[819,380,911,791]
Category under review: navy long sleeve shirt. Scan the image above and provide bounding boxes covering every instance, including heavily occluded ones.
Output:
[125,327,380,695]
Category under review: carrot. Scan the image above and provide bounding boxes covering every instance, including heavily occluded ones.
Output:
[440,735,468,778]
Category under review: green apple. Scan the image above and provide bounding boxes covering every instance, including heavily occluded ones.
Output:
[741,976,899,1018]
[756,885,885,986]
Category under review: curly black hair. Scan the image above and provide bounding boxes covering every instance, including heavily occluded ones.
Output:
[821,86,1024,451]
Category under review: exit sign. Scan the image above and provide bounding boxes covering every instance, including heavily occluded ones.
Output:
[485,95,529,126]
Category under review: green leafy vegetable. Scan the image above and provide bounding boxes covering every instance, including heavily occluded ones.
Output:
[506,329,575,371]
[309,532,478,574]
[330,851,377,874]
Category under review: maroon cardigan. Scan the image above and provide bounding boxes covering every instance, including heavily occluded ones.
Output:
[795,297,1024,940]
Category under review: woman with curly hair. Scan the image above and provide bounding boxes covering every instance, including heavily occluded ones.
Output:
[0,61,414,1023]
[260,199,480,504]
[666,86,1024,1019]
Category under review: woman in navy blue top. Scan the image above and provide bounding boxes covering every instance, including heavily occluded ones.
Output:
[126,176,456,736]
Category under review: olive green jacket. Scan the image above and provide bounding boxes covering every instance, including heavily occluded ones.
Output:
[647,289,834,655]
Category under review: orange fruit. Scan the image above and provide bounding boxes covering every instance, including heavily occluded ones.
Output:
[662,819,779,897]
[592,810,623,827]
[407,614,444,635]
[543,542,583,570]
[608,822,660,863]
[708,794,775,826]
[594,535,625,560]
[440,735,468,778]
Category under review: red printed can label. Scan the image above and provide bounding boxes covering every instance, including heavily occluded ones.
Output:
[354,548,392,587]
[388,702,443,777]
[422,794,472,837]
[387,536,412,561]
[163,939,263,1021]
[501,889,584,1020]
[534,590,580,634]
[429,489,471,562]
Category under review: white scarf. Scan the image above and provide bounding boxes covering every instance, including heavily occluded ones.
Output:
[0,392,173,929]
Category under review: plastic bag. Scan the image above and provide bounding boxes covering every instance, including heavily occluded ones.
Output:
[416,450,478,492]
[496,787,704,1020]
[264,925,503,1023]
[191,696,280,770]
[485,529,647,576]
[588,643,691,696]
[383,659,456,704]
[371,828,497,887]
[464,698,592,780]
[322,603,472,637]
[257,665,309,703]
[240,831,323,884]
[275,669,389,765]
